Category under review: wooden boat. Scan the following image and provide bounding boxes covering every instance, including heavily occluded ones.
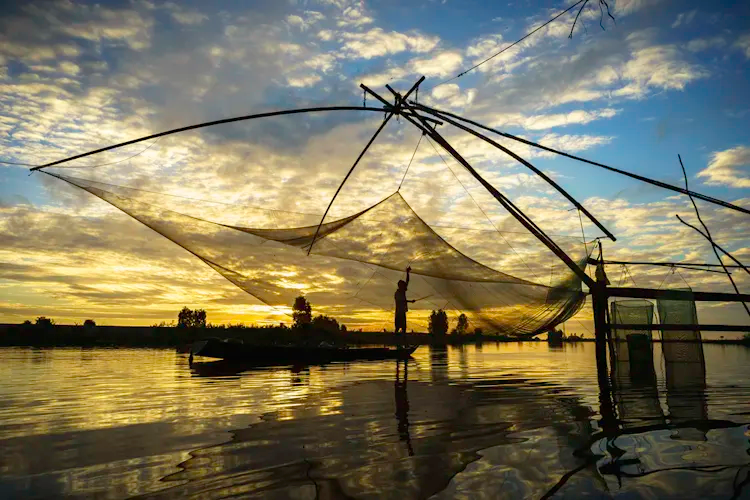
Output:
[190,338,417,364]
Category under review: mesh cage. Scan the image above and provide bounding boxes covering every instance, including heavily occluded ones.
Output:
[610,299,654,362]
[657,287,705,365]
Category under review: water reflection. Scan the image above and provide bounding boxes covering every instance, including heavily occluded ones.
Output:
[545,342,750,499]
[1,344,750,498]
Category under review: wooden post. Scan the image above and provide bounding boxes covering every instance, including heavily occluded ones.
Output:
[592,283,609,388]
[591,242,617,432]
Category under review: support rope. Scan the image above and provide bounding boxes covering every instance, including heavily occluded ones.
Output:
[425,135,541,281]
[398,133,424,192]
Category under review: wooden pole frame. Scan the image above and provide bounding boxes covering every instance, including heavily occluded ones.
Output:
[307,77,425,254]
[363,81,596,289]
[412,103,750,217]
[411,104,616,242]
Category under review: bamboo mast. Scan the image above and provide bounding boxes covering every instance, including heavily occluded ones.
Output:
[28,106,396,171]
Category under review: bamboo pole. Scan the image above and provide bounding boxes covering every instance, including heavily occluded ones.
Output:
[412,104,750,217]
[414,94,616,241]
[607,287,750,302]
[306,77,425,254]
[29,106,395,171]
[613,324,750,332]
[368,84,596,289]
[595,259,746,269]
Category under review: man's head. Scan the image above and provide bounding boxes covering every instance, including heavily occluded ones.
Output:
[398,280,407,290]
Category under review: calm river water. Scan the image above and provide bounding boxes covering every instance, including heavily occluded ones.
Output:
[2,343,750,499]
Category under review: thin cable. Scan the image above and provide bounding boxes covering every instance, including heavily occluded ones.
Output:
[425,135,541,280]
[657,266,675,290]
[46,138,161,169]
[398,133,424,191]
[676,268,691,288]
[618,265,626,287]
[623,265,638,287]
[430,0,586,89]
[578,209,588,256]
[0,159,39,166]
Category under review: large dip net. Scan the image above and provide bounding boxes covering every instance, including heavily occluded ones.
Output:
[38,109,593,334]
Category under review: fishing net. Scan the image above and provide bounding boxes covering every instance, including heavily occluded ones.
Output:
[40,111,593,334]
[657,288,705,365]
[610,299,654,362]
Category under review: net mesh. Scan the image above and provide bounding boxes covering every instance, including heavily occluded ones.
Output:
[39,112,599,334]
[657,287,705,364]
[610,299,654,362]
[47,171,588,334]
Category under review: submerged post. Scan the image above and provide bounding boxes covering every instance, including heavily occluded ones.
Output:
[591,241,617,433]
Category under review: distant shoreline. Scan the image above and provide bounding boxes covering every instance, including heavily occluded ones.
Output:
[0,323,524,348]
[1,323,748,348]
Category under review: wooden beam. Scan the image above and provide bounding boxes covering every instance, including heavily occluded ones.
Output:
[594,259,746,269]
[614,323,750,332]
[607,287,750,302]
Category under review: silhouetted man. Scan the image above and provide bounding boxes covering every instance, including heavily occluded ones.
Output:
[395,266,415,334]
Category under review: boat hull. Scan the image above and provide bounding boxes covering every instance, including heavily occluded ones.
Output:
[191,338,416,363]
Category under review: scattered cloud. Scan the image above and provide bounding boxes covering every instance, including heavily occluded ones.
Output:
[685,36,727,52]
[488,108,620,131]
[339,28,440,59]
[334,1,373,27]
[671,10,697,29]
[285,11,325,31]
[615,0,664,16]
[697,146,750,188]
[286,74,323,87]
[735,33,750,59]
[165,3,208,26]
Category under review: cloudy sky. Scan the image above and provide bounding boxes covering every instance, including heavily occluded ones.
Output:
[0,0,748,333]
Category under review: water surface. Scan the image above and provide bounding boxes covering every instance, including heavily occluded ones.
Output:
[2,343,750,498]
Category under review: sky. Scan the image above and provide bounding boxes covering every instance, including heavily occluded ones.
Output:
[0,0,749,334]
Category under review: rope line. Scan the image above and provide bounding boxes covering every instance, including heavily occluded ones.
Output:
[41,138,161,169]
[425,135,541,281]
[429,0,587,90]
[398,133,424,191]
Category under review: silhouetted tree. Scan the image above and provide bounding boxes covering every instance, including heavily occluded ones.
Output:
[35,316,54,327]
[340,324,347,333]
[473,327,484,337]
[195,309,206,327]
[22,320,32,326]
[177,307,207,328]
[451,313,468,335]
[83,319,96,328]
[292,296,312,328]
[312,314,339,334]
[429,310,448,336]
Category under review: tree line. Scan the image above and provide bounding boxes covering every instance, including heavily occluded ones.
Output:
[21,296,485,335]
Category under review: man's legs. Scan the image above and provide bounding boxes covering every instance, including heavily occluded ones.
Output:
[395,312,406,334]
